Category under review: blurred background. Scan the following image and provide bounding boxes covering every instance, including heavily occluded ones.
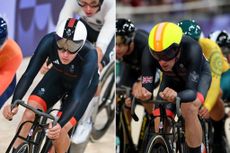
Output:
[0,0,65,57]
[116,0,230,36]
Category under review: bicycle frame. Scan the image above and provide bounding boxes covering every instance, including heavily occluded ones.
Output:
[6,100,57,153]
[116,87,150,153]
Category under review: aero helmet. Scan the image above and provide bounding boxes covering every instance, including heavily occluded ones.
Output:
[178,20,201,41]
[148,22,183,61]
[116,18,135,44]
[0,17,7,46]
[56,18,87,54]
[209,30,230,47]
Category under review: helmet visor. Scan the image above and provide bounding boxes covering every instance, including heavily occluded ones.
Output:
[56,38,84,54]
[150,43,180,61]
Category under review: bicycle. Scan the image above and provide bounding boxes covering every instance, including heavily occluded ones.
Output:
[69,59,115,152]
[136,97,214,153]
[90,59,115,141]
[6,100,58,153]
[116,86,152,153]
[132,97,187,153]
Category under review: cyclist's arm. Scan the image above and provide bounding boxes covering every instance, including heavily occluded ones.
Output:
[203,51,222,111]
[58,47,98,127]
[0,41,23,96]
[57,0,80,25]
[12,34,52,103]
[179,41,211,102]
[96,1,115,55]
[141,47,157,98]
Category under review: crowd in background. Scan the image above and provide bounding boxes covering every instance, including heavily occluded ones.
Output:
[117,0,204,7]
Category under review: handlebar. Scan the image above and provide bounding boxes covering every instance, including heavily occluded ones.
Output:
[12,100,57,126]
[116,85,132,98]
[131,97,181,121]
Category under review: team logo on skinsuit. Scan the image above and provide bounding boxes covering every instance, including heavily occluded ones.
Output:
[38,88,45,96]
[210,51,222,76]
[189,71,199,83]
[69,65,75,73]
[142,76,153,84]
[53,59,60,64]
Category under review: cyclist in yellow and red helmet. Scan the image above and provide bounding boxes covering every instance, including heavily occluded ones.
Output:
[136,22,212,153]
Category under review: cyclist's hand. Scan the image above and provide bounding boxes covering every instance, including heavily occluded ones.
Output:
[132,81,142,97]
[135,87,152,101]
[199,106,209,119]
[2,104,18,120]
[125,97,132,108]
[159,87,177,103]
[46,123,61,140]
[40,61,52,74]
[98,62,103,72]
[96,47,103,72]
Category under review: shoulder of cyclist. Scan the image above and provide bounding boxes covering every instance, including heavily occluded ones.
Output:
[11,33,55,103]
[0,38,23,96]
[58,0,80,25]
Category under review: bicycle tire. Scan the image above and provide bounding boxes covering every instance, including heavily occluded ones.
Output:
[145,135,171,153]
[14,142,29,153]
[176,129,188,153]
[116,111,129,153]
[90,61,115,141]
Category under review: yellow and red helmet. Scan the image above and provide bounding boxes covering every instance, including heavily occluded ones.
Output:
[148,22,183,61]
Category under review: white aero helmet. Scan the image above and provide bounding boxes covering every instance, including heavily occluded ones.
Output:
[208,30,230,47]
[56,18,87,54]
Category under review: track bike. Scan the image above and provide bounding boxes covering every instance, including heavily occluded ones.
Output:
[132,97,187,153]
[116,86,152,153]
[6,100,58,153]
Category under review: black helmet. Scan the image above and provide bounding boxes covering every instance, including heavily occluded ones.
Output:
[116,18,135,44]
[0,17,7,46]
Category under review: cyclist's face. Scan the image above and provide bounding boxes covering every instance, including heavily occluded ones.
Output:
[158,58,176,72]
[78,0,100,17]
[116,36,129,59]
[57,48,77,65]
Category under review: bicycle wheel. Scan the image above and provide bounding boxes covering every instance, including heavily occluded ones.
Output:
[145,135,171,153]
[90,61,115,141]
[14,142,29,153]
[116,111,129,153]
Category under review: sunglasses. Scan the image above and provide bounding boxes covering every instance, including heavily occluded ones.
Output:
[150,44,180,61]
[77,0,100,8]
[57,39,84,54]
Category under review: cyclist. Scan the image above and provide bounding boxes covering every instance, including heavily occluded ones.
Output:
[41,0,115,72]
[2,18,99,153]
[178,20,230,153]
[0,17,23,109]
[116,18,159,119]
[209,30,230,102]
[40,0,115,145]
[136,22,211,153]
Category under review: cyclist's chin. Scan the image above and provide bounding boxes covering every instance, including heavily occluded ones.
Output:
[60,59,71,65]
[162,66,172,72]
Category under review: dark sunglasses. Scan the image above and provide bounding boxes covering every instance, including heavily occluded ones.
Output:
[150,44,180,61]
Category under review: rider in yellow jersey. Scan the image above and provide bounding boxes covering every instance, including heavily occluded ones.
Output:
[178,19,229,153]
[209,30,230,102]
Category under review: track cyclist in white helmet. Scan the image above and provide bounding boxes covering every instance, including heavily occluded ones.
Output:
[3,18,99,153]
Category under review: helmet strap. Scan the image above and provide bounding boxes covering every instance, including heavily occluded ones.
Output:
[125,42,134,55]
